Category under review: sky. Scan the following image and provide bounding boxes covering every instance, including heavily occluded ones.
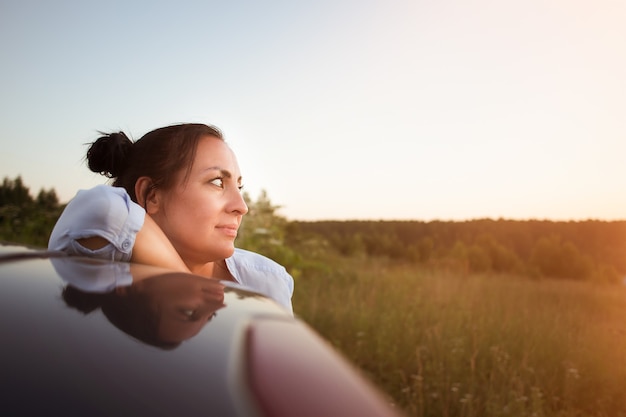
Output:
[1,0,625,221]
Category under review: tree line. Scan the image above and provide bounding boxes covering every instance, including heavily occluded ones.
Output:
[0,176,64,247]
[2,175,625,283]
[287,219,626,283]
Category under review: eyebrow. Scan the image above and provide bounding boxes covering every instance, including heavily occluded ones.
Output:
[202,166,242,182]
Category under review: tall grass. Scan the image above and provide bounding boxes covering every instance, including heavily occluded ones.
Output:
[293,255,626,417]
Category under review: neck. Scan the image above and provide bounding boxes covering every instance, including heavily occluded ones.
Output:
[187,261,215,277]
[187,259,235,281]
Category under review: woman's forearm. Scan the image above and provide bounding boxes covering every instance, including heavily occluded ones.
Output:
[131,215,190,272]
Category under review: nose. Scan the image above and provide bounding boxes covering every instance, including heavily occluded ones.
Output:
[228,187,248,216]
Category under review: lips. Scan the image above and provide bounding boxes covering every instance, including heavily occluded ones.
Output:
[216,224,239,237]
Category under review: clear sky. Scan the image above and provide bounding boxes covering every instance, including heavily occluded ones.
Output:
[1,0,625,221]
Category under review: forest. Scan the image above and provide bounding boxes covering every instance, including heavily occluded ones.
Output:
[1,175,625,285]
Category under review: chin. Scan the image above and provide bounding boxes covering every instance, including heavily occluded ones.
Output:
[212,244,235,260]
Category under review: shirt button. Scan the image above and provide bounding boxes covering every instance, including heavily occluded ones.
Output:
[121,240,131,250]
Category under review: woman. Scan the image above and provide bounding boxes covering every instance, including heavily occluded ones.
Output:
[49,123,293,313]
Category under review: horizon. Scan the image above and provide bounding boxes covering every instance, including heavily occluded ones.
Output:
[5,172,626,224]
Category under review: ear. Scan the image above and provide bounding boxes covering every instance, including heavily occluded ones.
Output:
[135,176,161,214]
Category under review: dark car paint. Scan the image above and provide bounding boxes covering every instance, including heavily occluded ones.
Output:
[0,246,405,417]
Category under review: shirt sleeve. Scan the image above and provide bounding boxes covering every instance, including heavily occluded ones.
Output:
[48,185,145,262]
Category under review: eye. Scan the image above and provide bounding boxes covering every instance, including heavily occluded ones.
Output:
[209,177,224,188]
[178,308,199,321]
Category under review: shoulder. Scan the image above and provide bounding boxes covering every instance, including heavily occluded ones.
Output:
[230,248,287,273]
[71,184,133,209]
[226,248,294,313]
[56,185,144,232]
[60,185,134,222]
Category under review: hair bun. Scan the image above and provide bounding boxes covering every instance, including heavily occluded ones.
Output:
[87,132,133,178]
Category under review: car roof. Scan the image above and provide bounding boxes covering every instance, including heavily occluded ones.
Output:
[0,245,286,417]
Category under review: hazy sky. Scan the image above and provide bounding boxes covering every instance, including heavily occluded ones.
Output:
[1,0,625,221]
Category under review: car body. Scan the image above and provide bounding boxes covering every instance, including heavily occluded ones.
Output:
[0,244,405,417]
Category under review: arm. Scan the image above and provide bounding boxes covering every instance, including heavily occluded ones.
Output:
[129,214,190,272]
[49,185,189,272]
[75,217,189,271]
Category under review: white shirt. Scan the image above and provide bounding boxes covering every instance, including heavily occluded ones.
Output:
[49,185,294,313]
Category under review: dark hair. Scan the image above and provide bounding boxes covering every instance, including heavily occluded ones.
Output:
[86,123,223,202]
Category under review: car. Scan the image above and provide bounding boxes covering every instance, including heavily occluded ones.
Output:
[0,244,406,417]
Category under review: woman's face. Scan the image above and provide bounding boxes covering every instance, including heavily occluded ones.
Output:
[150,135,248,266]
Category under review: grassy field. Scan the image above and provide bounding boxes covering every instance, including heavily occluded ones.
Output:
[292,255,626,417]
